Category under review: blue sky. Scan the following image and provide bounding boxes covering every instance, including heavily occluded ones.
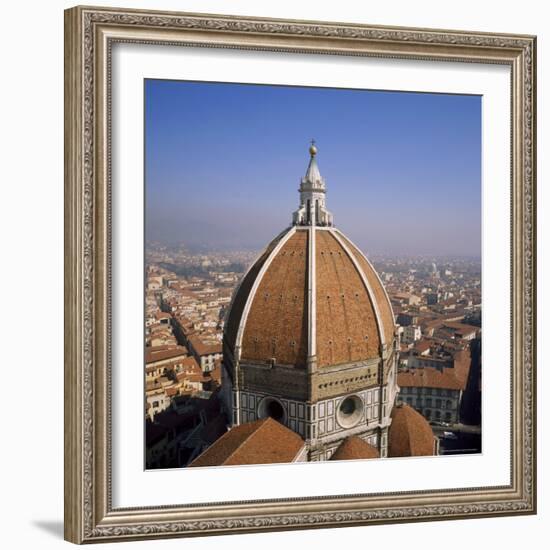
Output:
[145,79,481,256]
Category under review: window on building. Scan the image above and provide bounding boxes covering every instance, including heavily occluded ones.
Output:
[337,395,364,428]
[436,399,442,408]
[445,412,452,422]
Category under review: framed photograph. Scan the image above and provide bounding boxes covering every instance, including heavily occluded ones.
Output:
[64,5,537,544]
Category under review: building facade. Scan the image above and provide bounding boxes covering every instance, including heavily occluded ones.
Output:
[398,385,461,424]
[397,345,472,424]
[401,324,422,345]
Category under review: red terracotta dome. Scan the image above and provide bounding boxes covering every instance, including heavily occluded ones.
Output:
[330,436,379,461]
[224,226,395,369]
[388,404,436,457]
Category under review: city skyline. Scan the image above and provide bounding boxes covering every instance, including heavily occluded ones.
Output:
[145,79,481,256]
[147,239,481,261]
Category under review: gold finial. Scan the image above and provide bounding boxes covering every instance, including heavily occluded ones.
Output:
[309,139,317,157]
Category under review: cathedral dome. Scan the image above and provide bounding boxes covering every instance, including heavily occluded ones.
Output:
[196,143,405,465]
[224,144,395,372]
[224,226,395,369]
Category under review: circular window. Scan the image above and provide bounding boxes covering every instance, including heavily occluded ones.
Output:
[336,395,363,428]
[257,397,286,424]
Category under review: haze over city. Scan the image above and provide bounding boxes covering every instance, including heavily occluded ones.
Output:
[145,79,481,257]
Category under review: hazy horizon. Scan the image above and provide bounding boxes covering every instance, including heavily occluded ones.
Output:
[145,80,481,257]
[146,239,481,261]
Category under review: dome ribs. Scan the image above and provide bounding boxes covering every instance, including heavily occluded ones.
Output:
[335,231,395,346]
[225,229,289,351]
[315,230,381,368]
[227,226,394,373]
[241,230,308,367]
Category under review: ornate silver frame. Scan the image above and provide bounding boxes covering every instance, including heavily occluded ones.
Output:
[64,5,537,544]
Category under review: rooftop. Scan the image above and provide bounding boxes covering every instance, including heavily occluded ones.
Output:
[388,404,436,457]
[398,347,471,391]
[330,436,379,461]
[189,417,305,467]
[145,345,188,364]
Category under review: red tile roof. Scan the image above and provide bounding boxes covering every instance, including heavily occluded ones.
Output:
[145,346,188,364]
[388,404,435,457]
[412,340,432,354]
[189,418,304,467]
[188,334,222,356]
[165,387,178,397]
[398,348,471,391]
[180,356,201,372]
[205,362,222,384]
[330,436,379,461]
[155,311,172,320]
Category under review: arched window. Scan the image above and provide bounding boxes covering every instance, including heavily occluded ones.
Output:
[257,397,287,424]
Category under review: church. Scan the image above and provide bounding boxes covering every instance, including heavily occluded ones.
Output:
[190,143,437,467]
